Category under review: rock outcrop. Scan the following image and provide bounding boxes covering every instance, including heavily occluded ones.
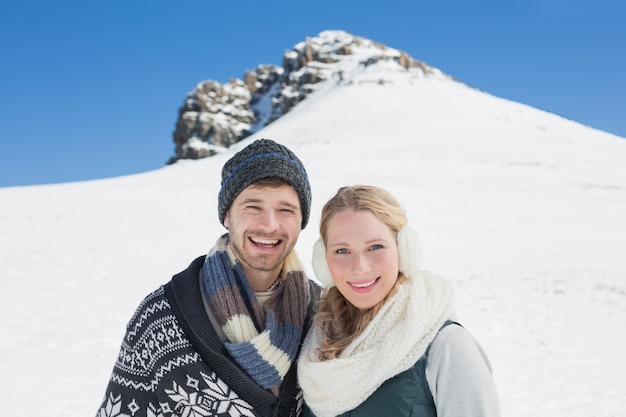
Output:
[168,30,442,163]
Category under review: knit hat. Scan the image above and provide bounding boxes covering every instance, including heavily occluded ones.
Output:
[218,138,312,229]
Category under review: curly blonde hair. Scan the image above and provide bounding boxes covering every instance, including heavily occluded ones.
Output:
[315,185,408,360]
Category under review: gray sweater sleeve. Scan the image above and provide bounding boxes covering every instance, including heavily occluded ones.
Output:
[425,324,501,417]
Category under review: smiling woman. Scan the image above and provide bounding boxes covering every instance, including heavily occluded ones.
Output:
[297,185,501,417]
[323,208,400,310]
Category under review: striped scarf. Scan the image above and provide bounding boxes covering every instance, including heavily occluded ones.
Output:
[202,234,310,395]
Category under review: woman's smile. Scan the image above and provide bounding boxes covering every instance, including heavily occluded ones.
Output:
[349,277,380,291]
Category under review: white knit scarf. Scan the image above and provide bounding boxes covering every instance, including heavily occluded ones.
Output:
[297,270,454,417]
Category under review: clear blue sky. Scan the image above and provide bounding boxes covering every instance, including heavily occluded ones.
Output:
[1,0,624,187]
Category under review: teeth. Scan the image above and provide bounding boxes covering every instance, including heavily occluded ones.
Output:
[350,279,377,288]
[252,237,279,245]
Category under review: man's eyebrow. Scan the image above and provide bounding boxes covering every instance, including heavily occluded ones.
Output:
[278,201,300,210]
[238,197,262,204]
[236,198,299,210]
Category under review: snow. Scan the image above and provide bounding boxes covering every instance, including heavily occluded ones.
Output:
[2,63,626,416]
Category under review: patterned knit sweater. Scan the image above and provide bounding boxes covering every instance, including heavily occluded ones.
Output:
[96,256,320,417]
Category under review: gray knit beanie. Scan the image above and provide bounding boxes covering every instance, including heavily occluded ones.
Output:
[218,138,312,229]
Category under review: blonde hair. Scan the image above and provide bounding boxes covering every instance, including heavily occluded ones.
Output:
[315,185,408,360]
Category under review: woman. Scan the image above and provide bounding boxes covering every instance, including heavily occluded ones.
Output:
[297,185,500,417]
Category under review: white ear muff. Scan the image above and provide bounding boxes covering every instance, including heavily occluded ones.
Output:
[312,238,335,287]
[397,225,423,280]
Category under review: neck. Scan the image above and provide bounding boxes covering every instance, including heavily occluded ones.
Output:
[243,266,282,292]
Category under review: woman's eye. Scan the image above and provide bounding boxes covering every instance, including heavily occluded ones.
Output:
[335,248,348,254]
[370,244,383,250]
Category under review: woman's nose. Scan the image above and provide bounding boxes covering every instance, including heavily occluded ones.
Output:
[351,253,371,274]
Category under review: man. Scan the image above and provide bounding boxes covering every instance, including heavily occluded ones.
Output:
[97,139,321,417]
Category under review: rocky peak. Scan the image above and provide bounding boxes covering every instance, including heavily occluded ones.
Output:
[168,30,443,163]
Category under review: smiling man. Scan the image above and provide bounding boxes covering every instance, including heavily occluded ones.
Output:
[97,139,321,417]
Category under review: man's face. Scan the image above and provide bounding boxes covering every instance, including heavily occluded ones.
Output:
[224,183,302,288]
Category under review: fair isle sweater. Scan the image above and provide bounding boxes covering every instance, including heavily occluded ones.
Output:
[96,256,319,417]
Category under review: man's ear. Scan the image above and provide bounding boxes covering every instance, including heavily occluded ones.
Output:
[223,213,229,229]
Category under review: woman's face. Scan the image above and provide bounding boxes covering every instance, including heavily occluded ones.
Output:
[325,209,399,310]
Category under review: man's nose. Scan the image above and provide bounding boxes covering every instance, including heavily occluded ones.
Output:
[258,210,279,231]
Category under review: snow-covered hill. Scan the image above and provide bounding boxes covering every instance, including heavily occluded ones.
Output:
[170,30,445,162]
[1,40,626,416]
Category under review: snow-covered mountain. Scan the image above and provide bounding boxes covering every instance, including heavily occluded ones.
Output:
[2,30,626,417]
[170,30,444,162]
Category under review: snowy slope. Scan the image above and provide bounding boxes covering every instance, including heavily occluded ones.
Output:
[1,57,626,417]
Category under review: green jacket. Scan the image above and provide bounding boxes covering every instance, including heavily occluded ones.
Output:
[303,355,436,417]
[301,324,462,417]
